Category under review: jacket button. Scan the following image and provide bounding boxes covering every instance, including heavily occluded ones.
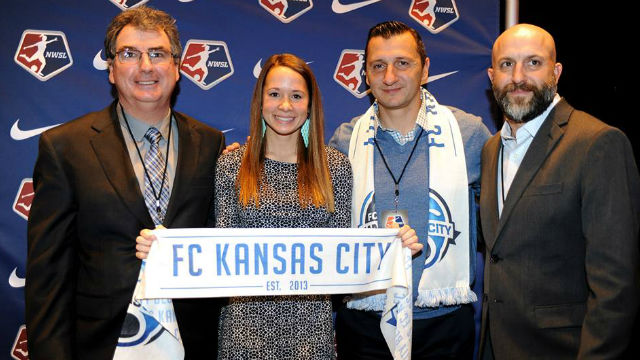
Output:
[489,254,500,263]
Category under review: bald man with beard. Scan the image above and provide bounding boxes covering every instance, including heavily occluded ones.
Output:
[479,24,640,359]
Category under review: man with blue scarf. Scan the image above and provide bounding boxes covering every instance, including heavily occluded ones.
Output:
[329,20,490,359]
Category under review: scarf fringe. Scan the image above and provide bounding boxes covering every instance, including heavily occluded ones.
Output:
[346,293,386,311]
[346,285,478,312]
[415,286,478,307]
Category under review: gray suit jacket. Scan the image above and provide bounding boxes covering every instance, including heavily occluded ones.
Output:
[479,99,640,359]
[26,103,225,360]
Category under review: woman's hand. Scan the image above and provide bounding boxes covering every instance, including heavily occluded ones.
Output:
[135,225,164,259]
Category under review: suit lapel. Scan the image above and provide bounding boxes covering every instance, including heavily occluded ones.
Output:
[481,134,502,250]
[90,103,154,227]
[163,113,201,225]
[493,100,573,248]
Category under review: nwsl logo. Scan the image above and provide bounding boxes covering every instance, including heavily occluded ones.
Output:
[385,215,405,228]
[180,40,234,90]
[334,49,369,98]
[424,189,459,269]
[13,178,34,220]
[409,0,459,34]
[108,0,149,10]
[11,325,28,360]
[259,0,313,23]
[14,30,72,81]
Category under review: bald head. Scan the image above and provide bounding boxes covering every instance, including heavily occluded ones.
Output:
[488,24,562,128]
[492,24,557,65]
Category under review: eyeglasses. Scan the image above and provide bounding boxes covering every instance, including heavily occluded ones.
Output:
[114,48,177,64]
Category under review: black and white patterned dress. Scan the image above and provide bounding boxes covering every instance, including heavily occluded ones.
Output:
[215,145,352,360]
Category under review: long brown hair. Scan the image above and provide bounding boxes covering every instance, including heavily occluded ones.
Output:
[237,53,334,212]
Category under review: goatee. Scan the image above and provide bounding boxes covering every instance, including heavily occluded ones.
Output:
[493,79,557,123]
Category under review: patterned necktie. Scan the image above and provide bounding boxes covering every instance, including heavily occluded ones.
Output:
[115,126,183,358]
[143,127,170,225]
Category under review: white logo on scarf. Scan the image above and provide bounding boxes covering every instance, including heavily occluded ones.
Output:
[359,191,378,228]
[425,189,460,268]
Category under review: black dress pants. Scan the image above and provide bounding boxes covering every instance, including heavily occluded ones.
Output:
[335,304,474,360]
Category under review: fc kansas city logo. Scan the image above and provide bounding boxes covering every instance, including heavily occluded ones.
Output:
[13,178,34,221]
[334,49,369,98]
[259,0,313,23]
[109,0,149,11]
[180,40,234,90]
[14,30,73,81]
[424,189,460,269]
[409,0,459,34]
[11,325,28,360]
[358,191,378,228]
[117,301,178,354]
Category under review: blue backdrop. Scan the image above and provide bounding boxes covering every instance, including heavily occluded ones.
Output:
[0,1,498,357]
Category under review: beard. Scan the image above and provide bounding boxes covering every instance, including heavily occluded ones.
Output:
[493,78,557,123]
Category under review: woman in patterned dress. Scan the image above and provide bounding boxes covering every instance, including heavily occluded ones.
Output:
[136,53,421,359]
[213,53,352,359]
[213,54,352,359]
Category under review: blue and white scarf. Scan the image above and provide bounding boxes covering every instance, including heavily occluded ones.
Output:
[112,260,184,359]
[347,89,477,356]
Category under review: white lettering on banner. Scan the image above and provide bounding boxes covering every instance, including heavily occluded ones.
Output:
[140,228,413,360]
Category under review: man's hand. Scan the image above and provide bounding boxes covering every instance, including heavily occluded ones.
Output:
[222,136,250,154]
[395,225,423,256]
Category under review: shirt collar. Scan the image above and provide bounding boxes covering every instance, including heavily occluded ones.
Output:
[117,103,172,142]
[373,89,429,134]
[500,93,561,143]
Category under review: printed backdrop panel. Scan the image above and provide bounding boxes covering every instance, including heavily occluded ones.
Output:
[0,0,498,357]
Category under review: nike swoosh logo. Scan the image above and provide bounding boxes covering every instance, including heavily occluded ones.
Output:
[93,50,108,70]
[222,128,234,133]
[11,119,60,140]
[332,0,381,14]
[253,59,263,79]
[427,70,458,83]
[9,267,25,288]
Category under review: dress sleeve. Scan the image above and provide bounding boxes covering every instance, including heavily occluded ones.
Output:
[214,152,241,228]
[328,148,353,228]
[206,131,226,227]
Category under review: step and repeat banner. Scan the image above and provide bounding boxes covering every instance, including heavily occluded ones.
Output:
[0,1,498,357]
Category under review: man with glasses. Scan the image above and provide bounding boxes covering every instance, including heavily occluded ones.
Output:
[25,6,225,360]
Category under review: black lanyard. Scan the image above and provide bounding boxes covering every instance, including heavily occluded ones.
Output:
[373,126,424,212]
[120,104,172,216]
[500,145,506,205]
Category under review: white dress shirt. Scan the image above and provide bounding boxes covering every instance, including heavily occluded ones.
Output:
[498,94,561,216]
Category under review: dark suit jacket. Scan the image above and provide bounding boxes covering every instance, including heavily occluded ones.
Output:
[479,99,640,359]
[25,102,225,360]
